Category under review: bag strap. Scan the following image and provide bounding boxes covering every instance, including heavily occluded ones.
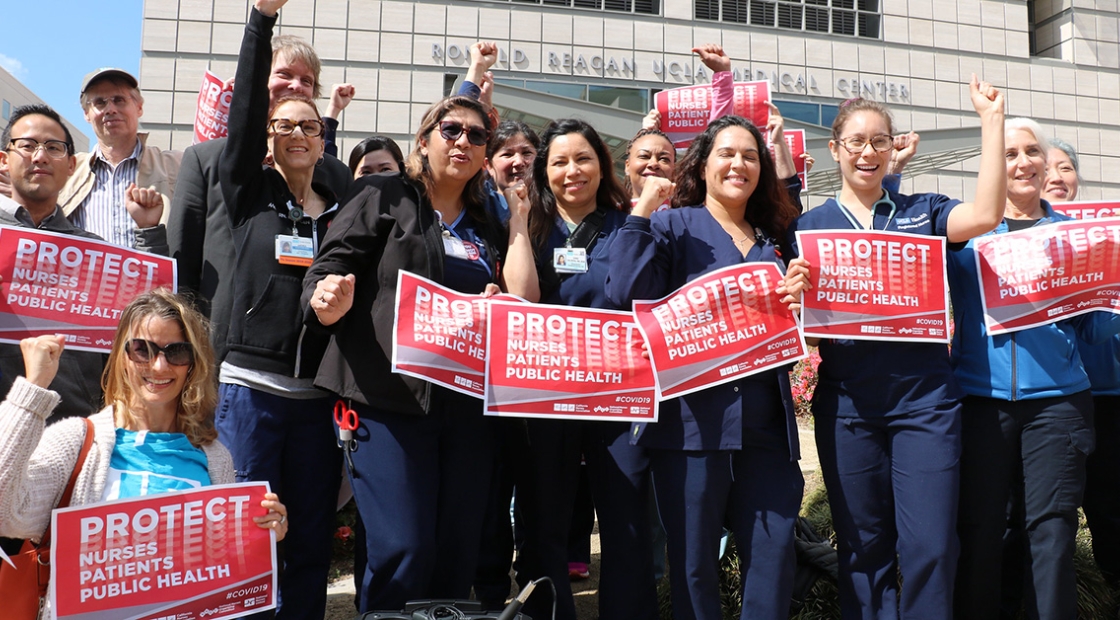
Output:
[39,418,94,547]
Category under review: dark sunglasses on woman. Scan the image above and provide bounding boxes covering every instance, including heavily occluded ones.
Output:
[125,339,195,366]
[439,120,489,147]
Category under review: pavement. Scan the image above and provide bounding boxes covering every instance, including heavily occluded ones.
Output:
[325,424,821,619]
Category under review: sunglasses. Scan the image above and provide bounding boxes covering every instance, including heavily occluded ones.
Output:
[438,120,489,147]
[125,339,194,366]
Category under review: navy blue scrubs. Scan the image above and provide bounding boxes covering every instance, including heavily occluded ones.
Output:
[605,206,803,620]
[349,212,499,611]
[787,191,963,620]
[517,207,660,620]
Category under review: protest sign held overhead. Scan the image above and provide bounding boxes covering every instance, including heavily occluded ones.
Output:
[51,482,277,620]
[0,226,176,352]
[393,271,521,398]
[655,80,770,148]
[796,230,950,342]
[193,70,233,144]
[973,217,1120,335]
[632,262,806,399]
[485,301,657,422]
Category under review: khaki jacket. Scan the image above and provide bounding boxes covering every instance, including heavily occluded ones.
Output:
[58,133,182,226]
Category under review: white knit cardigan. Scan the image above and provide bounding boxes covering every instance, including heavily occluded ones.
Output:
[0,376,235,541]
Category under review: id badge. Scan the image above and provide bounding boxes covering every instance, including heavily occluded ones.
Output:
[276,234,314,267]
[443,235,470,259]
[553,247,588,273]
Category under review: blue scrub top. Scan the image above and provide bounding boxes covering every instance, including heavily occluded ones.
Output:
[606,206,799,454]
[442,210,496,295]
[538,208,629,310]
[788,190,964,418]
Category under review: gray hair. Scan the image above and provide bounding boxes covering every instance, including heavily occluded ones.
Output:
[1005,117,1051,160]
[1049,138,1081,179]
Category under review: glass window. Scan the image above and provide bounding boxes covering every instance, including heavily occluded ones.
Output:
[466,0,657,15]
[525,81,588,101]
[588,85,649,114]
[821,104,839,129]
[697,0,880,39]
[1,100,9,121]
[774,100,820,125]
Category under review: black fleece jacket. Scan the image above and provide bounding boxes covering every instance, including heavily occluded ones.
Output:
[301,173,505,414]
[218,7,335,378]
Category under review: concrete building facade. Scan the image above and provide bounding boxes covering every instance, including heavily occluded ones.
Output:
[138,0,1119,203]
[1,66,90,154]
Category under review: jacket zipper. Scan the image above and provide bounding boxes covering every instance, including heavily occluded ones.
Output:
[293,208,334,378]
[1010,330,1018,400]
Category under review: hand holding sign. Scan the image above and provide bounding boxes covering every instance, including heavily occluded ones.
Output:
[126,183,163,228]
[20,334,64,388]
[257,492,288,541]
[312,273,356,326]
[779,256,812,313]
[642,108,661,131]
[633,176,674,219]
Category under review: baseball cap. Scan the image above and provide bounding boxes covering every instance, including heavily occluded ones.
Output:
[81,68,139,94]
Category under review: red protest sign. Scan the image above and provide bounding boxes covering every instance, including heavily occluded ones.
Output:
[484,301,657,421]
[193,70,233,144]
[1049,200,1120,220]
[655,80,770,148]
[973,218,1120,335]
[769,129,807,191]
[632,263,806,399]
[796,230,950,342]
[393,271,520,398]
[51,482,277,620]
[0,226,177,352]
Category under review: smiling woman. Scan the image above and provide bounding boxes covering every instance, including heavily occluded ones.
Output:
[210,1,344,617]
[300,93,517,613]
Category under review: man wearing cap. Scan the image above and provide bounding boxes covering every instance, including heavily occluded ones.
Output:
[59,68,179,249]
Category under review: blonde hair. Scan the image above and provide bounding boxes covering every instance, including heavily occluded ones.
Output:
[103,289,218,448]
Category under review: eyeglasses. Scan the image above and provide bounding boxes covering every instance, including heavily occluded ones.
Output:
[438,120,489,147]
[268,118,325,138]
[836,134,894,154]
[88,95,133,111]
[125,339,194,366]
[7,138,71,160]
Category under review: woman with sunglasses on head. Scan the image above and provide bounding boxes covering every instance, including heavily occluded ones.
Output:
[605,115,803,620]
[302,94,528,612]
[780,77,1005,620]
[215,1,344,617]
[497,117,659,620]
[0,289,287,616]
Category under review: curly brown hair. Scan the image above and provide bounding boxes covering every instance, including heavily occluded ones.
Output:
[103,289,218,448]
[671,115,799,242]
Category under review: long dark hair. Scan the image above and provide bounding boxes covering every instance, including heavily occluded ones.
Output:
[527,118,628,248]
[405,96,492,227]
[672,115,799,242]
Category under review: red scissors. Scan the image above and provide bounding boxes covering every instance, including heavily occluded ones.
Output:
[334,400,360,477]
